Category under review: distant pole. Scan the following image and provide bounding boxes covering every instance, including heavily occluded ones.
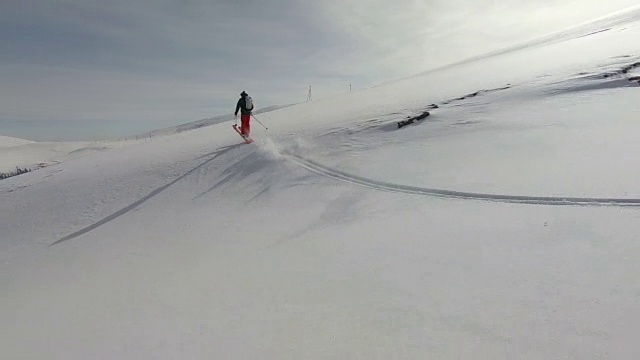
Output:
[350,83,352,92]
[307,85,312,102]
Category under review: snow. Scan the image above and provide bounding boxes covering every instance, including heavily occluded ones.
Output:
[2,8,640,360]
[0,139,155,173]
[0,135,34,148]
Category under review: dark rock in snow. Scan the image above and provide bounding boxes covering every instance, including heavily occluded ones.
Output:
[397,111,430,128]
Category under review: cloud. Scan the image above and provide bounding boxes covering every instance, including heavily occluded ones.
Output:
[0,65,227,122]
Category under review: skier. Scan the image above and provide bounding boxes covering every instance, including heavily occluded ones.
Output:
[234,91,253,136]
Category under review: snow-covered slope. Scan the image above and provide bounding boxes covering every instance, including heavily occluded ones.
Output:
[2,8,640,360]
[0,137,147,172]
[0,135,35,148]
[139,104,295,139]
[0,109,293,173]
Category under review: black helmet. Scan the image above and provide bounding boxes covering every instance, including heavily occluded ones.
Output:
[240,91,247,96]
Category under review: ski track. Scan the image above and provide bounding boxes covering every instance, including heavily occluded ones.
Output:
[285,153,640,207]
[49,138,640,247]
[49,144,243,246]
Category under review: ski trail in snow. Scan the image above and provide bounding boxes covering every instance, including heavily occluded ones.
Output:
[50,144,242,246]
[286,153,640,207]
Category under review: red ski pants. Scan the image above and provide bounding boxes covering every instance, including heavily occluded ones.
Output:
[240,114,251,135]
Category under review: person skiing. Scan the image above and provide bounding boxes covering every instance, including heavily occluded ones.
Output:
[234,91,254,136]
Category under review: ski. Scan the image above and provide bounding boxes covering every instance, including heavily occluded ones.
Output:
[232,124,253,143]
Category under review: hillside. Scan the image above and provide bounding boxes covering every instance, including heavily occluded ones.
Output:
[2,8,640,359]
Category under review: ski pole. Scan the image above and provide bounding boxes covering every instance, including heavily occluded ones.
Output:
[251,114,268,130]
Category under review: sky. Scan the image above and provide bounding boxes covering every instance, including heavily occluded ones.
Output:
[1,0,638,134]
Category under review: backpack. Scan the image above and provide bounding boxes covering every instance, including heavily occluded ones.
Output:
[245,96,254,111]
